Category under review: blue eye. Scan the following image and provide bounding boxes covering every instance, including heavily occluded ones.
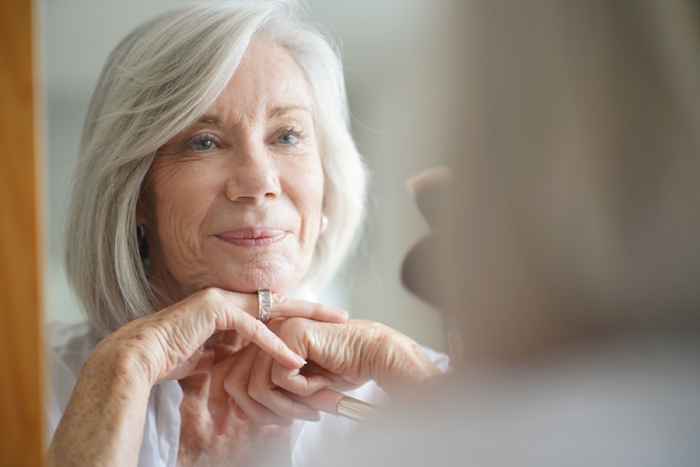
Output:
[188,134,219,152]
[277,128,301,146]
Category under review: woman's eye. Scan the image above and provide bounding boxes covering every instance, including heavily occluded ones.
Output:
[277,128,302,146]
[187,134,219,152]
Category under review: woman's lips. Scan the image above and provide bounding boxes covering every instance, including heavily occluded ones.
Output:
[215,227,288,247]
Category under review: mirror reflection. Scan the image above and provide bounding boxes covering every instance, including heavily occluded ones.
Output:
[42,1,447,465]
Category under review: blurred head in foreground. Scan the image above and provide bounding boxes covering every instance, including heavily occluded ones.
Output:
[404,0,700,371]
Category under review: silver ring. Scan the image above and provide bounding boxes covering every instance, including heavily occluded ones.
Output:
[257,289,272,323]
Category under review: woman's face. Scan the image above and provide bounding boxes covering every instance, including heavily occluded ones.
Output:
[143,40,324,299]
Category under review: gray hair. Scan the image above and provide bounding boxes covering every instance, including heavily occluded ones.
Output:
[65,0,367,337]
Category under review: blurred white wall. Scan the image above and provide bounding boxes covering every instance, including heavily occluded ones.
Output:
[41,0,446,351]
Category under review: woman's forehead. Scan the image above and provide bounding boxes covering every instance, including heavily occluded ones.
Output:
[208,40,314,123]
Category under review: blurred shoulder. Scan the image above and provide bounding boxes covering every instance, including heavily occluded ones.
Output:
[44,321,98,439]
[45,320,98,379]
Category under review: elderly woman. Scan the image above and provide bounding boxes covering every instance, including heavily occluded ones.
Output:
[47,3,445,467]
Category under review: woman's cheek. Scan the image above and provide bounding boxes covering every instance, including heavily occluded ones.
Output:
[154,203,197,276]
[295,163,325,235]
[151,167,217,284]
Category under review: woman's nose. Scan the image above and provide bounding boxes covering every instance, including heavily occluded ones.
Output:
[224,149,281,205]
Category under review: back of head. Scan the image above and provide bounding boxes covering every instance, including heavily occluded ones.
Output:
[434,0,700,364]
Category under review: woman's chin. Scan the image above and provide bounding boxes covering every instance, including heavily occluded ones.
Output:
[214,265,301,294]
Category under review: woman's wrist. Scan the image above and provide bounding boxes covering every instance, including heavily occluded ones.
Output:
[49,341,153,467]
[86,339,156,392]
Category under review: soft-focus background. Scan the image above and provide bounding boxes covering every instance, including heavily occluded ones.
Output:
[40,0,447,351]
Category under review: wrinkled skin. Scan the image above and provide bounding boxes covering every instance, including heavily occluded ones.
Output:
[177,316,440,467]
[48,287,346,467]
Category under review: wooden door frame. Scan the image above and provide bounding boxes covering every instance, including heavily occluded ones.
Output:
[0,0,45,466]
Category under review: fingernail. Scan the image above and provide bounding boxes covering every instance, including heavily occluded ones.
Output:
[294,356,307,367]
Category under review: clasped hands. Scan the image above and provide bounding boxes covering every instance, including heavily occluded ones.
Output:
[89,287,439,464]
[178,291,439,430]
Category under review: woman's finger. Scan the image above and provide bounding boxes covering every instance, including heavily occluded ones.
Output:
[270,361,334,397]
[248,351,321,421]
[211,296,306,369]
[204,329,249,355]
[228,397,292,427]
[270,299,348,323]
[291,388,345,415]
[223,345,291,426]
[164,347,216,381]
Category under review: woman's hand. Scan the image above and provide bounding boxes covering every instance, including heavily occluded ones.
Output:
[233,316,441,420]
[92,287,312,386]
[174,297,348,466]
[49,288,344,467]
[274,318,441,395]
[221,300,351,426]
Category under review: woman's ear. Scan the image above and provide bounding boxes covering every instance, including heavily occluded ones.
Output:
[406,166,451,228]
[401,166,453,309]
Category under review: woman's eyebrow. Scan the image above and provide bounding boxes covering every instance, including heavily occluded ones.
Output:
[195,114,225,127]
[194,106,310,127]
[268,105,311,118]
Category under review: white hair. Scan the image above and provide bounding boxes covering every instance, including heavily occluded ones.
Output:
[65,0,367,337]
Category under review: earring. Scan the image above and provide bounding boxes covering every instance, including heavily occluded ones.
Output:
[320,215,328,234]
[137,224,149,261]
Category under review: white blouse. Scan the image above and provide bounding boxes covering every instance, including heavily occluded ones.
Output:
[45,321,448,467]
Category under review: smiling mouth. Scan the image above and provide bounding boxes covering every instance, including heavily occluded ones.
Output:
[215,228,288,248]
